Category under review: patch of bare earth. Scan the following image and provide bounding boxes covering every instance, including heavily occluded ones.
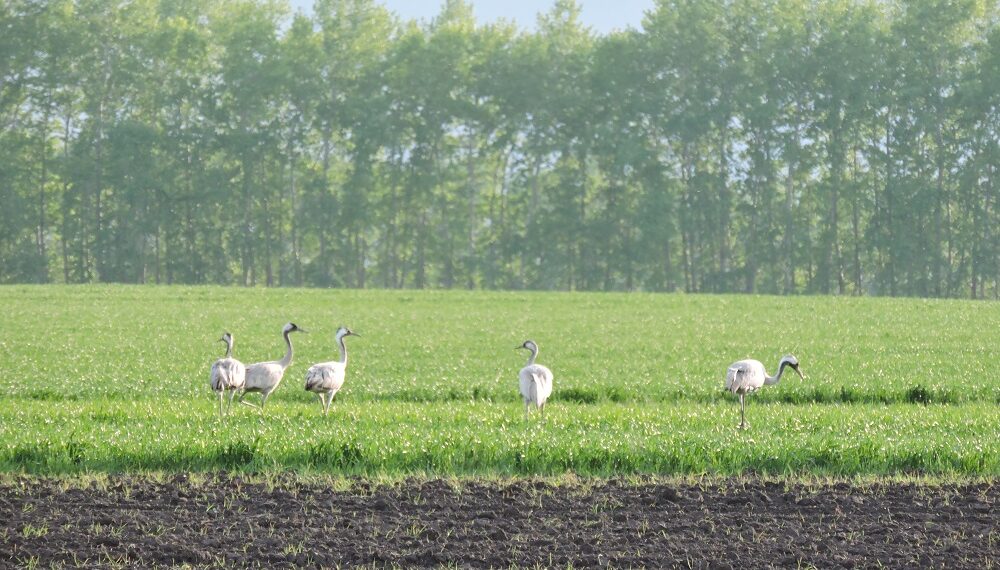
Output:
[1,475,997,568]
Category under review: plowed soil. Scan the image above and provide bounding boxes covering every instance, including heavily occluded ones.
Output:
[2,475,997,568]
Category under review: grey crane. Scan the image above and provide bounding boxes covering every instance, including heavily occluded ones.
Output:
[210,332,246,416]
[304,326,360,415]
[240,322,307,410]
[517,340,554,420]
[725,354,804,429]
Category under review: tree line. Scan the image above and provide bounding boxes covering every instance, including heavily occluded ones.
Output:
[2,0,998,297]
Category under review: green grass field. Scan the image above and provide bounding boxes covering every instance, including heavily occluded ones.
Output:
[2,285,998,475]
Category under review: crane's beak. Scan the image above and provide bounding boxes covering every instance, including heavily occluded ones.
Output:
[351,332,361,338]
[298,328,309,334]
[795,367,805,380]
[218,337,227,344]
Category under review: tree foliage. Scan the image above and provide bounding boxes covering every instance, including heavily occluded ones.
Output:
[1,0,998,297]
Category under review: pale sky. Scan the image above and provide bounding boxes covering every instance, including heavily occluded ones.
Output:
[289,0,656,34]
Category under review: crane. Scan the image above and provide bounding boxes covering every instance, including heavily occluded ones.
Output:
[725,354,803,429]
[240,322,307,410]
[517,340,554,420]
[210,332,246,417]
[304,326,360,415]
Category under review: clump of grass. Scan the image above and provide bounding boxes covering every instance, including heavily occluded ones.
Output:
[556,388,600,404]
[215,441,258,469]
[906,384,932,404]
[307,441,365,468]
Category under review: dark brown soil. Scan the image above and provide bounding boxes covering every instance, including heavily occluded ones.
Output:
[1,475,997,568]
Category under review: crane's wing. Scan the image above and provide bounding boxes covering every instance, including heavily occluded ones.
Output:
[518,368,536,402]
[534,366,553,397]
[533,371,552,401]
[210,360,224,391]
[520,365,553,405]
[305,363,345,392]
[244,361,283,391]
[725,362,753,394]
[211,358,245,391]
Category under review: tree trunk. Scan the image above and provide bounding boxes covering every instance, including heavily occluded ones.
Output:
[92,99,105,282]
[681,161,693,293]
[384,147,401,288]
[275,159,284,287]
[986,161,995,299]
[154,228,161,284]
[826,111,845,295]
[745,131,763,294]
[263,160,274,288]
[784,158,795,294]
[60,113,71,283]
[356,231,366,288]
[884,110,897,297]
[37,103,49,282]
[241,153,253,287]
[288,133,302,286]
[851,145,862,295]
[415,209,426,289]
[831,166,843,295]
[718,122,731,283]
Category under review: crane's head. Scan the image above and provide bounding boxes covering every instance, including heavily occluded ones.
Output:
[283,322,308,334]
[517,340,538,352]
[336,326,359,339]
[218,332,233,345]
[780,354,804,379]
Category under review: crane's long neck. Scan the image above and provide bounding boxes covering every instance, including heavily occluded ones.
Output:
[525,346,538,366]
[279,330,293,369]
[764,361,789,386]
[336,334,348,364]
[224,338,233,359]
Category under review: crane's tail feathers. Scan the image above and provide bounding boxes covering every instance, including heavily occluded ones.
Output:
[529,373,549,407]
[727,367,742,394]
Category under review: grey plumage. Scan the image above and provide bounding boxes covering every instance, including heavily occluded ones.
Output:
[240,322,307,410]
[210,332,246,417]
[305,326,359,415]
[517,340,554,420]
[725,354,804,429]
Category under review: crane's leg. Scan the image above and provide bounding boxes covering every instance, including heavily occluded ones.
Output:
[227,389,237,413]
[314,393,324,413]
[524,401,530,421]
[324,393,333,416]
[540,402,546,419]
[260,391,270,410]
[739,393,749,430]
[218,392,225,417]
[238,392,260,408]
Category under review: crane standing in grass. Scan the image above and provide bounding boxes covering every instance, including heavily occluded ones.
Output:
[305,326,360,415]
[725,354,804,430]
[240,322,306,410]
[210,332,246,417]
[517,340,554,420]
